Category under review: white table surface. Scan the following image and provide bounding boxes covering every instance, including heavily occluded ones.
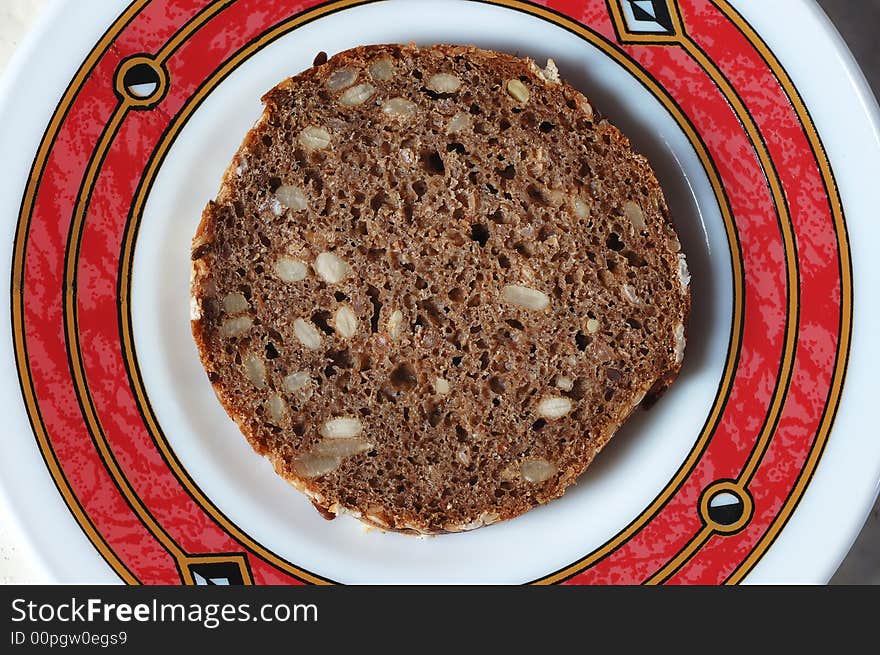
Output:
[0,0,877,585]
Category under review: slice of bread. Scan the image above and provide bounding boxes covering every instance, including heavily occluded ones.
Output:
[191,44,690,534]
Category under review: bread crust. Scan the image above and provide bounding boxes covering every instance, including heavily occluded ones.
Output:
[191,44,690,534]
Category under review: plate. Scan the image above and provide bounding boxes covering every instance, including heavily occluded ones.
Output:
[1,0,878,584]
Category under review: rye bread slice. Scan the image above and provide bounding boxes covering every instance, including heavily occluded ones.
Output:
[190,44,690,534]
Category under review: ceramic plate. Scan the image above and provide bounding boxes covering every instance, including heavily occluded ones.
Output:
[1,0,878,584]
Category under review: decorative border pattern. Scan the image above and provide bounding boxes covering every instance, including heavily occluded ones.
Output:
[10,0,850,584]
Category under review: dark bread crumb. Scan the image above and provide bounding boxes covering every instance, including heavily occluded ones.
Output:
[191,44,690,534]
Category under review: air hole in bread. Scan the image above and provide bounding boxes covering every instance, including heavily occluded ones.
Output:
[488,376,506,394]
[513,241,534,258]
[311,311,334,335]
[370,191,387,212]
[390,363,418,391]
[623,250,648,267]
[265,342,279,360]
[366,286,382,333]
[606,232,625,251]
[526,184,546,205]
[411,180,428,197]
[470,223,489,247]
[448,287,465,303]
[421,150,445,175]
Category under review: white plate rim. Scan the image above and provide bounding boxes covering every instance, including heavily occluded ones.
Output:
[0,0,878,584]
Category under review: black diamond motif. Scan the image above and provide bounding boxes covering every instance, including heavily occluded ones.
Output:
[188,561,245,586]
[707,491,744,526]
[626,0,675,33]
